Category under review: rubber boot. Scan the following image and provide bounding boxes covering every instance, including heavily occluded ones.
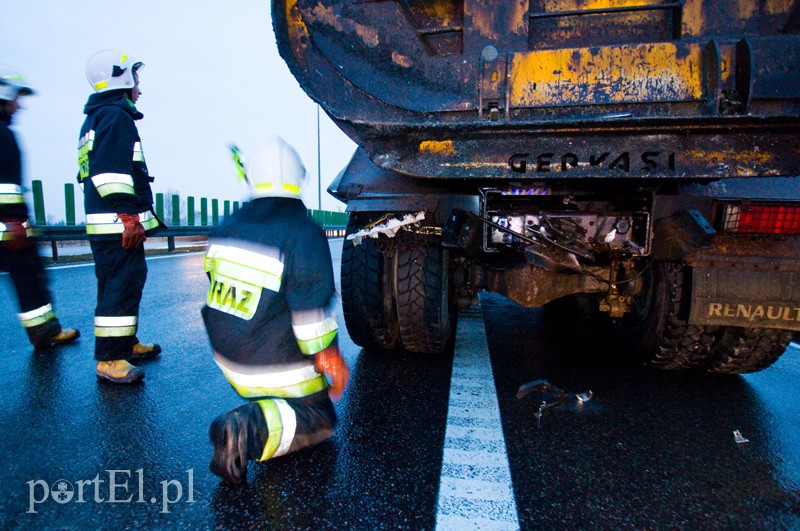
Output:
[209,402,268,486]
[96,360,145,384]
[131,342,162,360]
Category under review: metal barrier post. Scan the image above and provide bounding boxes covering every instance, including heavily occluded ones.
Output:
[64,183,75,226]
[171,194,181,226]
[212,199,219,226]
[187,196,195,226]
[224,200,230,219]
[233,201,240,213]
[156,193,164,220]
[32,180,46,225]
[201,198,208,226]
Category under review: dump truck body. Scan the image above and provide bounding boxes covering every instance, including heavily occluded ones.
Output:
[273,0,800,372]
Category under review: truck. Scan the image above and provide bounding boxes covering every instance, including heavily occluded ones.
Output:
[272,0,800,373]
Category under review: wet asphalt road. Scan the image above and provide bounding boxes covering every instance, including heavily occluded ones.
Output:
[482,296,800,529]
[0,241,798,529]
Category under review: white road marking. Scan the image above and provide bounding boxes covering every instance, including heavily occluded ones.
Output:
[45,252,202,271]
[0,251,203,275]
[436,307,520,531]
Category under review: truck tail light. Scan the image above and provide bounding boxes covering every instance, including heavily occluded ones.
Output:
[719,203,800,235]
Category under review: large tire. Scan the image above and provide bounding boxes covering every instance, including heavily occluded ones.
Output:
[341,218,399,352]
[704,327,793,374]
[614,261,721,369]
[393,237,456,355]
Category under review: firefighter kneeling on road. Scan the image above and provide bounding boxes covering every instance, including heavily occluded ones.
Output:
[202,136,348,485]
[0,65,79,348]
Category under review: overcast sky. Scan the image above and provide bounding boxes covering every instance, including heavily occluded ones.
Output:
[2,0,357,222]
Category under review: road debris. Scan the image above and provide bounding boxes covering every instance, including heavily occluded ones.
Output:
[576,391,593,404]
[517,379,593,426]
[536,401,546,428]
[733,430,750,444]
[516,379,569,406]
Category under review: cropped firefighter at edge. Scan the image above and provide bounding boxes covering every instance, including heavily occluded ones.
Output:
[78,50,166,384]
[202,136,349,486]
[0,65,79,348]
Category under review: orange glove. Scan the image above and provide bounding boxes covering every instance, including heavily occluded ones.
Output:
[1,220,29,251]
[118,213,146,250]
[314,344,349,401]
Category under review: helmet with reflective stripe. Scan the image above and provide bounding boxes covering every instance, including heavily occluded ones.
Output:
[86,49,144,93]
[248,136,307,199]
[0,64,35,101]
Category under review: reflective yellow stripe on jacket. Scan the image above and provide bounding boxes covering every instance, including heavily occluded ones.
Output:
[91,173,135,197]
[292,308,338,355]
[205,244,284,292]
[204,244,284,320]
[85,211,159,235]
[0,219,33,241]
[0,184,24,204]
[133,142,145,162]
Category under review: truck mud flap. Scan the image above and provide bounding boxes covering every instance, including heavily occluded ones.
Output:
[689,268,800,332]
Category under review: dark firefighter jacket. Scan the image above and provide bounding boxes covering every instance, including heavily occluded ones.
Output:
[202,197,338,399]
[78,90,164,240]
[0,116,29,221]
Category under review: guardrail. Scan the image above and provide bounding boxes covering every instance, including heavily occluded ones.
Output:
[30,181,349,260]
[39,224,348,261]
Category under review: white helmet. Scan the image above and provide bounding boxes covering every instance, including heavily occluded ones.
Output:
[0,64,35,101]
[86,49,144,93]
[247,136,307,199]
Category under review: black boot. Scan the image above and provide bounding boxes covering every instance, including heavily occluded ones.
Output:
[209,402,268,486]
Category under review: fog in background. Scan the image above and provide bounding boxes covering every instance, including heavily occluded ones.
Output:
[2,0,357,223]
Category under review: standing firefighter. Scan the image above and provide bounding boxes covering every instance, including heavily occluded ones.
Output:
[0,65,79,348]
[203,137,349,485]
[78,50,165,384]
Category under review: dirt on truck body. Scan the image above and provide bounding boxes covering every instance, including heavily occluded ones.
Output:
[273,0,800,373]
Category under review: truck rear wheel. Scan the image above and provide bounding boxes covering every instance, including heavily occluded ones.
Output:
[341,218,399,352]
[393,236,456,355]
[704,327,793,374]
[615,261,719,369]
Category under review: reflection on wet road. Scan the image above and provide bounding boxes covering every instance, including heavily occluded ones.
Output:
[0,243,797,529]
[482,293,800,529]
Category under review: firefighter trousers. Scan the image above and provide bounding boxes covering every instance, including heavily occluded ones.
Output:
[90,239,147,361]
[0,242,61,346]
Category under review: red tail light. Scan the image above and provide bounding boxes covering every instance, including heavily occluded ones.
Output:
[720,204,800,235]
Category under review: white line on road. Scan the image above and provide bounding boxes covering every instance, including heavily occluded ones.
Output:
[0,251,204,275]
[52,251,203,270]
[436,307,520,531]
